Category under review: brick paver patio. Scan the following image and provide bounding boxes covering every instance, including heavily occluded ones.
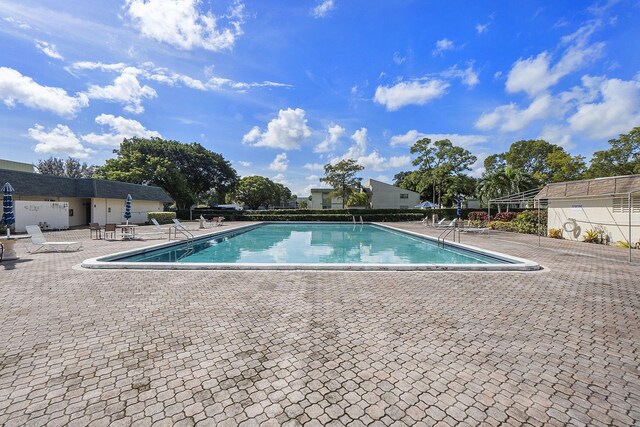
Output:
[1,222,639,426]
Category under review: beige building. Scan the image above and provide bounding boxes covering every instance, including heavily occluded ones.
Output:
[536,175,640,245]
[309,179,420,210]
[0,167,172,231]
[363,178,420,209]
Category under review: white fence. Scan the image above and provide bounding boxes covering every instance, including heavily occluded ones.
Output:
[14,201,70,232]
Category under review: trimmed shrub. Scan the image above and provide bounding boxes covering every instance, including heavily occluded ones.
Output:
[548,228,563,239]
[488,221,517,232]
[468,211,489,222]
[494,211,519,222]
[148,212,176,224]
[512,210,547,235]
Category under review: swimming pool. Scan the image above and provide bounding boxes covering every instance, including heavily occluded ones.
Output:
[82,222,540,271]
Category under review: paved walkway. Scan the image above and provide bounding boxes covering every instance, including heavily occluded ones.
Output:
[1,222,639,426]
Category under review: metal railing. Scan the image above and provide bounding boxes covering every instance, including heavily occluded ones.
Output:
[437,223,459,248]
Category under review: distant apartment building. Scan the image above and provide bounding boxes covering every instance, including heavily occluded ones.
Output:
[309,179,420,209]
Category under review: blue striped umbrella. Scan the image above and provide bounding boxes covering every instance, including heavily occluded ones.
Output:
[2,182,15,237]
[123,194,132,225]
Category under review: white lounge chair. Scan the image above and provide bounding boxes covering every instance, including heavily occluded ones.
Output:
[461,226,489,234]
[433,218,458,228]
[25,225,82,253]
[172,218,198,231]
[426,217,447,227]
[136,220,167,240]
[150,218,170,231]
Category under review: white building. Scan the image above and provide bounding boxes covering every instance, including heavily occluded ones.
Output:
[309,179,420,210]
[536,175,640,245]
[1,167,172,231]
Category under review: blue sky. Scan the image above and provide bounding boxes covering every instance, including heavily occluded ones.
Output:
[1,0,639,196]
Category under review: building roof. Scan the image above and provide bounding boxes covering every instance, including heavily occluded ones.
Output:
[364,178,420,195]
[310,188,334,192]
[0,169,173,202]
[535,175,640,199]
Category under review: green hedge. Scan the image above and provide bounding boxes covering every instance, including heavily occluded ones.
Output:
[241,213,424,222]
[147,211,176,224]
[182,207,483,222]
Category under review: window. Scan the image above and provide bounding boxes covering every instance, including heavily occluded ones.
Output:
[400,193,409,199]
[613,196,640,213]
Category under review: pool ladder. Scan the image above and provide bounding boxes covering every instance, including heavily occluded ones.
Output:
[352,215,364,225]
[437,222,460,247]
[169,225,195,255]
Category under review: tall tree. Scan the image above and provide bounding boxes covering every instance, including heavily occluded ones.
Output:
[410,138,476,206]
[37,156,94,178]
[233,176,285,210]
[320,159,364,208]
[587,127,640,178]
[476,165,534,210]
[545,150,586,182]
[94,137,238,210]
[410,138,437,203]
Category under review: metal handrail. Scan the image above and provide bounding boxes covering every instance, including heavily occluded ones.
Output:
[437,223,459,247]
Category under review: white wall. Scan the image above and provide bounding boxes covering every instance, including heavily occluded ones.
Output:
[14,201,69,232]
[547,196,639,244]
[91,198,164,225]
[366,179,420,209]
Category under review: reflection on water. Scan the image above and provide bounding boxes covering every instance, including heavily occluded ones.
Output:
[122,224,509,265]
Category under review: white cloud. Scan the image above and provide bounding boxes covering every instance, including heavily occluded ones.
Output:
[242,108,312,150]
[4,17,31,30]
[506,23,604,97]
[0,67,88,117]
[334,128,411,171]
[237,161,252,167]
[306,175,319,181]
[85,67,157,114]
[314,124,345,153]
[268,153,289,172]
[568,75,640,139]
[539,125,573,149]
[124,0,245,51]
[390,130,488,149]
[312,0,335,18]
[28,124,93,158]
[442,64,479,88]
[81,114,161,147]
[433,38,454,56]
[476,23,490,34]
[475,94,554,132]
[374,175,391,184]
[35,40,63,60]
[374,79,449,111]
[393,52,406,65]
[345,128,368,159]
[71,61,291,94]
[271,173,289,185]
[303,163,324,171]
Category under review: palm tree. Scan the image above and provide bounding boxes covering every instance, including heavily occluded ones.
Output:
[476,165,534,212]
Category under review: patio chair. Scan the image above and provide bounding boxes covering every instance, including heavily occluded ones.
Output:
[136,221,167,240]
[25,225,82,253]
[89,222,103,239]
[103,223,117,240]
[426,217,447,227]
[199,215,213,228]
[433,218,457,228]
[461,227,489,234]
[172,218,198,231]
[215,216,225,226]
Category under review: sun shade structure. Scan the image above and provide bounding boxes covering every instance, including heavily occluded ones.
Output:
[2,182,15,238]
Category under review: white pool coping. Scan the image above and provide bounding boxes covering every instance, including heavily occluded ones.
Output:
[81,222,542,271]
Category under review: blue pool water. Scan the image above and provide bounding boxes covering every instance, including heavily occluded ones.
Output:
[112,223,516,265]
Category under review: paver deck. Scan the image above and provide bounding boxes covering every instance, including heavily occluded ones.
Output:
[1,221,639,426]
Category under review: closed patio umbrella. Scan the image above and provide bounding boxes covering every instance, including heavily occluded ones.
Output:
[124,194,132,225]
[2,182,15,238]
